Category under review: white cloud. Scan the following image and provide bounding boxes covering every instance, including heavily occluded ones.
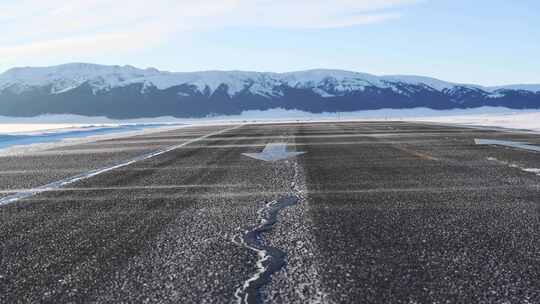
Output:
[225,0,417,28]
[0,31,162,61]
[0,0,419,68]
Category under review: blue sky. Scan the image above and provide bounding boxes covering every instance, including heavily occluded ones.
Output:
[1,0,539,85]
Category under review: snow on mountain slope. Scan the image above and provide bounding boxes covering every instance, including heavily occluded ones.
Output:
[0,63,161,94]
[127,70,285,97]
[1,63,539,98]
[381,75,462,91]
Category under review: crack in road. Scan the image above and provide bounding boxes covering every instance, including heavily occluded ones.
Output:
[232,195,299,304]
[232,157,305,304]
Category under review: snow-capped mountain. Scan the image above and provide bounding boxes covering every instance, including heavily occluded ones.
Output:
[1,63,539,118]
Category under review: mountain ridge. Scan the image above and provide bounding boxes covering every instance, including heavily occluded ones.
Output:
[3,63,540,93]
[1,63,539,119]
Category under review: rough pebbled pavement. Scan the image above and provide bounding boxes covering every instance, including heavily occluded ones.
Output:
[1,121,540,303]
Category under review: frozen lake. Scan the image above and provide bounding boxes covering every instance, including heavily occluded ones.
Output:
[0,124,177,150]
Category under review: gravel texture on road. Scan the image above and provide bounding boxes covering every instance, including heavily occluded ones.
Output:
[1,121,540,303]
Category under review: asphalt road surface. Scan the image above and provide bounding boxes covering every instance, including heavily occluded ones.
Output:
[2,121,540,303]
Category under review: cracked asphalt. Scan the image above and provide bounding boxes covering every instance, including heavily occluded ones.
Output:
[1,121,540,303]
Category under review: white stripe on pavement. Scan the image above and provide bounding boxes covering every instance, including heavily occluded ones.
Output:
[0,124,244,207]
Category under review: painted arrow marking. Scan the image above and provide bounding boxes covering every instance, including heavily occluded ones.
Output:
[242,142,305,162]
[475,139,540,153]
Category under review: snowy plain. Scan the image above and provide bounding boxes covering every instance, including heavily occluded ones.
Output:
[408,111,540,132]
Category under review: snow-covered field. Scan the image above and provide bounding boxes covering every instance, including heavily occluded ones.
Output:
[409,112,540,132]
[0,124,93,133]
[203,107,540,132]
[1,106,538,126]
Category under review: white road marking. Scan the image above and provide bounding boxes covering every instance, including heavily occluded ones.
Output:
[487,157,540,177]
[242,142,305,162]
[183,140,443,149]
[0,184,250,194]
[475,139,540,153]
[0,125,244,207]
[199,132,462,141]
[3,185,535,201]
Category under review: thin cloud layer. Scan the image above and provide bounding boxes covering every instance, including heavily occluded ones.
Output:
[231,0,416,28]
[0,0,419,66]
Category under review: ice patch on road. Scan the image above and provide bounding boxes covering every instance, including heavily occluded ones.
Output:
[0,124,178,151]
[0,124,195,157]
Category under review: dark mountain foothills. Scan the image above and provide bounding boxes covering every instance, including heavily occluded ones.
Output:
[1,82,539,119]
